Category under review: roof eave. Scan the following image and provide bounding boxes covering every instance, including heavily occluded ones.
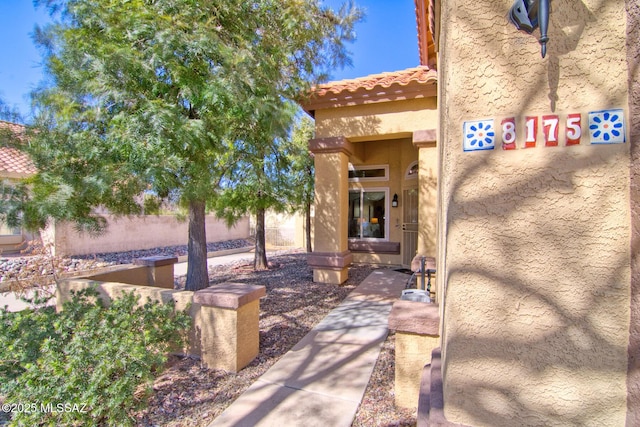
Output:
[0,171,33,180]
[303,80,437,115]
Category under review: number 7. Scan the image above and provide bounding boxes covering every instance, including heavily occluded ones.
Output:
[543,115,559,147]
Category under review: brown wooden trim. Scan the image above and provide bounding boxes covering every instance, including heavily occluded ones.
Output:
[307,250,353,270]
[308,136,354,156]
[413,129,437,148]
[348,240,401,254]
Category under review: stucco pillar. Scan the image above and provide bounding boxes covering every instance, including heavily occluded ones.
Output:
[193,283,266,372]
[388,300,440,410]
[413,129,437,258]
[307,136,353,284]
[628,0,640,422]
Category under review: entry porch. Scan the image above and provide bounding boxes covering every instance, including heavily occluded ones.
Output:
[301,67,439,284]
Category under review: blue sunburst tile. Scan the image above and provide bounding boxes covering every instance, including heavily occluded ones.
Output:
[588,109,625,144]
[463,119,495,152]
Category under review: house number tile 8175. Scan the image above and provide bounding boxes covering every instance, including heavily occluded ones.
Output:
[462,109,626,152]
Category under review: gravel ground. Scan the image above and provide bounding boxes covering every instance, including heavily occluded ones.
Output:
[0,239,252,291]
[1,242,417,426]
[71,239,252,264]
[136,252,417,427]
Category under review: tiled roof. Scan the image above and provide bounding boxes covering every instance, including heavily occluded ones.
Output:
[0,121,36,177]
[312,66,436,97]
[415,0,437,68]
[302,66,437,114]
[0,120,26,136]
[0,147,36,176]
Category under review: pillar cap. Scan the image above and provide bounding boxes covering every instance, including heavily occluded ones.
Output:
[307,250,353,270]
[389,300,440,335]
[133,256,178,267]
[309,136,353,156]
[413,129,437,148]
[194,282,266,309]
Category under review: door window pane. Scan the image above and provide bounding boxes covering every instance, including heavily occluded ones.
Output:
[349,191,362,238]
[348,190,386,239]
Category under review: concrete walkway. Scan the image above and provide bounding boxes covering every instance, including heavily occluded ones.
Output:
[209,268,408,427]
[172,248,256,276]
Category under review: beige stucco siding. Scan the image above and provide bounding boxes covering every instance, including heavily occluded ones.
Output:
[418,145,437,257]
[628,0,640,423]
[313,151,350,254]
[314,97,438,141]
[438,0,630,425]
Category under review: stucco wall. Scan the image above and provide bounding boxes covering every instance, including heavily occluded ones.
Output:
[0,177,35,253]
[437,0,631,425]
[627,0,640,423]
[418,144,438,258]
[45,215,250,257]
[314,97,438,141]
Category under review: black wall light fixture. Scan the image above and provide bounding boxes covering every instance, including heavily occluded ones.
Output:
[509,0,550,58]
[392,194,399,208]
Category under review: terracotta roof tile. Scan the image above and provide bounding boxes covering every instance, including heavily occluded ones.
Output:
[313,66,437,97]
[0,121,36,177]
[0,146,36,176]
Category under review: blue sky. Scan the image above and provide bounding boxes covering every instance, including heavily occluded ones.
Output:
[0,0,419,121]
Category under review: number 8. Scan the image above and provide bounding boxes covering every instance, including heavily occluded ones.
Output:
[501,118,516,150]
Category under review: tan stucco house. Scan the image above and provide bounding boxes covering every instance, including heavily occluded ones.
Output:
[302,62,439,284]
[303,0,640,425]
[0,121,36,253]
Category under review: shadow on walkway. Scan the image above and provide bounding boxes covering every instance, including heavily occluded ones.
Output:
[209,269,408,427]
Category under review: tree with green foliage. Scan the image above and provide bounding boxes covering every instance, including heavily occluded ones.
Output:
[286,114,316,253]
[1,0,362,290]
[212,106,316,268]
[214,100,300,270]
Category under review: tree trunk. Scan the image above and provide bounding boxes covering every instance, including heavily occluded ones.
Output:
[305,201,312,252]
[254,208,269,270]
[185,199,209,291]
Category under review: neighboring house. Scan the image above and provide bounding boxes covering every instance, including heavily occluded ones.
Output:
[0,121,36,253]
[303,0,640,426]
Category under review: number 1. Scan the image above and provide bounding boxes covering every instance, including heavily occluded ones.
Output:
[525,116,538,148]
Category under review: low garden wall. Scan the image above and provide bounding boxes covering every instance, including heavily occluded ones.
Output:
[56,257,265,372]
[43,214,250,257]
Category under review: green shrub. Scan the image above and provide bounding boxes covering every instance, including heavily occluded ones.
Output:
[0,305,57,392]
[0,288,192,426]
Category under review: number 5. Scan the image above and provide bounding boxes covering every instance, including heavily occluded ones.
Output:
[566,114,582,146]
